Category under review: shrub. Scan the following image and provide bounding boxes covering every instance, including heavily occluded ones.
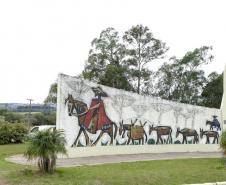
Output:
[25,129,67,173]
[0,123,12,144]
[220,131,226,156]
[4,112,24,123]
[174,140,181,144]
[31,112,56,126]
[0,122,28,144]
[147,138,155,145]
[11,123,29,143]
[188,140,193,144]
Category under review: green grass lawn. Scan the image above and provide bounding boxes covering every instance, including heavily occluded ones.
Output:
[1,144,226,185]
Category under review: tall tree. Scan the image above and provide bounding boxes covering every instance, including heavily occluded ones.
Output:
[200,72,223,108]
[44,82,57,104]
[123,25,168,94]
[155,46,213,105]
[83,27,133,91]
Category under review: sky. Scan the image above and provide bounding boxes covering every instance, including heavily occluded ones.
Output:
[0,0,225,103]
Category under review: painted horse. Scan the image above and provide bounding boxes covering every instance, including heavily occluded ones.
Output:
[65,94,117,147]
[176,128,199,144]
[200,128,219,144]
[149,125,172,144]
[206,120,221,131]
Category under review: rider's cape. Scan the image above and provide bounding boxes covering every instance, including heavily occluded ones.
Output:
[83,98,111,133]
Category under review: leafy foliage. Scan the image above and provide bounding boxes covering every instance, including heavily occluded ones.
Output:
[31,112,56,126]
[44,83,57,104]
[174,140,182,144]
[1,111,24,123]
[83,27,133,91]
[200,72,223,108]
[83,25,168,93]
[25,129,67,173]
[45,26,221,108]
[0,109,56,126]
[123,25,168,94]
[147,138,155,145]
[220,131,226,156]
[0,122,28,144]
[155,46,213,105]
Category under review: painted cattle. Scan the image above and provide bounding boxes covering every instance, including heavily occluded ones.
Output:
[200,128,219,144]
[127,120,147,145]
[149,125,172,144]
[176,128,199,144]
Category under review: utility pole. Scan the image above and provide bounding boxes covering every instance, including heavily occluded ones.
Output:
[27,98,34,127]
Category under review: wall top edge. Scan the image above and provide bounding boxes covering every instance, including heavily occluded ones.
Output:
[58,73,220,112]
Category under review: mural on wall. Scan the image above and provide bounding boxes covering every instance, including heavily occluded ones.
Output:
[149,125,172,144]
[181,111,192,128]
[65,87,117,147]
[58,74,222,147]
[206,115,221,131]
[176,128,199,144]
[131,104,150,118]
[111,94,135,122]
[151,103,172,125]
[200,128,219,144]
[173,105,183,128]
[126,119,148,145]
[65,79,90,100]
[188,108,203,129]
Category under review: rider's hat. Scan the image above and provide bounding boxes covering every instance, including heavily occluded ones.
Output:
[92,86,108,97]
[212,115,218,118]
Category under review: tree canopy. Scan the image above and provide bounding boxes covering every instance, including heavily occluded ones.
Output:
[83,27,133,91]
[200,72,223,108]
[155,46,214,105]
[45,25,223,108]
[123,25,168,94]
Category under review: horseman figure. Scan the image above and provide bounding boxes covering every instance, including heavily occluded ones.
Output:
[83,87,112,134]
[65,86,117,147]
[206,115,221,131]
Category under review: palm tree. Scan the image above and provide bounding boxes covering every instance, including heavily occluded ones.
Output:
[25,129,67,173]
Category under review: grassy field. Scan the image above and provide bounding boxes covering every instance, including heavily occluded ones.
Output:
[0,144,226,185]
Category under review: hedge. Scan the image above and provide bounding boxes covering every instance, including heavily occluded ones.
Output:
[0,122,28,144]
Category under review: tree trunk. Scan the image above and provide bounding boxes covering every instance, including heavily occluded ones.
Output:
[38,157,55,173]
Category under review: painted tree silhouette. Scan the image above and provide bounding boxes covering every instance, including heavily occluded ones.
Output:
[151,103,172,125]
[111,94,135,120]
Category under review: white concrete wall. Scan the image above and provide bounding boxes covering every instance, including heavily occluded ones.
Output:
[60,144,220,158]
[57,74,222,155]
[221,65,226,130]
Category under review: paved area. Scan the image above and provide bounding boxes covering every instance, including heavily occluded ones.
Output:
[6,152,222,167]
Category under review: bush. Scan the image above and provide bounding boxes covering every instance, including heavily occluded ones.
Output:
[0,123,12,144]
[188,140,193,144]
[25,129,67,173]
[4,112,24,123]
[28,112,56,126]
[147,138,155,145]
[174,140,181,144]
[11,123,29,143]
[220,131,226,156]
[0,122,28,144]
